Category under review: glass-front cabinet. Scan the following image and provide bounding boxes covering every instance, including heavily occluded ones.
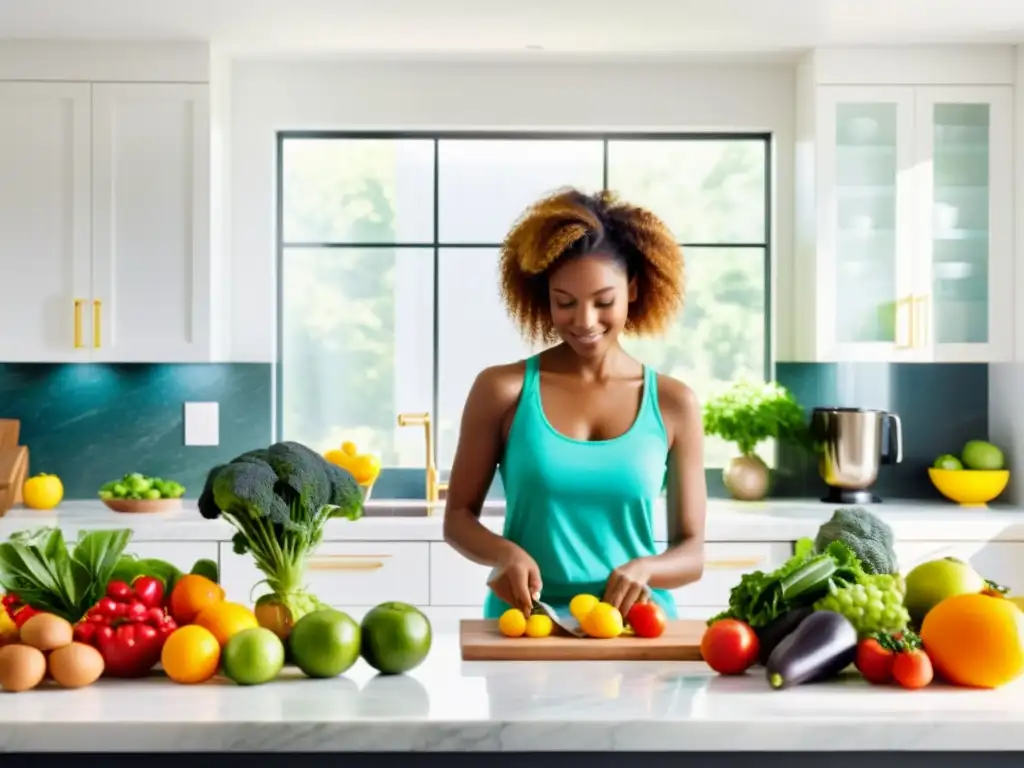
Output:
[813,85,1012,363]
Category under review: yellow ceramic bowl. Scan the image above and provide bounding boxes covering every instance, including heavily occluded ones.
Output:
[928,467,1010,507]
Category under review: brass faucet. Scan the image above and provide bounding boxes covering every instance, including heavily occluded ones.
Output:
[397,412,448,505]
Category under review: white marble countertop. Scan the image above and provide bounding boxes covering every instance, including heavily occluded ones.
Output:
[0,630,1022,752]
[2,498,1023,543]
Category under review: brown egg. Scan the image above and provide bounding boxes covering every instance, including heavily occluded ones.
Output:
[0,644,47,692]
[48,642,104,689]
[20,613,73,651]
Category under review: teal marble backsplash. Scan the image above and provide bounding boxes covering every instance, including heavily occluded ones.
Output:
[773,362,989,500]
[0,364,272,500]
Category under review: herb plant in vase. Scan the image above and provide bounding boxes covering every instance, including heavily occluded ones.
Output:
[703,379,808,501]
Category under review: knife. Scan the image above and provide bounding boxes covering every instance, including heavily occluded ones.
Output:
[531,597,586,638]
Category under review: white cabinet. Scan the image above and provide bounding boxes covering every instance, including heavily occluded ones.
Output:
[795,76,1013,363]
[0,81,212,363]
[219,542,430,608]
[0,83,91,362]
[90,84,211,363]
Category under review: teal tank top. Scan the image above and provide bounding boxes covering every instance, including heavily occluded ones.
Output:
[483,354,679,621]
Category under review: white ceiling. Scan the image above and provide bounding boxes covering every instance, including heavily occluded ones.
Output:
[1,0,1023,57]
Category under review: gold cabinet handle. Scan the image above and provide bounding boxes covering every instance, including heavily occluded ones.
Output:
[913,294,929,348]
[73,299,85,349]
[894,295,915,349]
[92,300,102,349]
[704,557,763,570]
[308,554,391,571]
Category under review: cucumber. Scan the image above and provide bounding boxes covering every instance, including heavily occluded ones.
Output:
[756,606,814,666]
[765,610,857,690]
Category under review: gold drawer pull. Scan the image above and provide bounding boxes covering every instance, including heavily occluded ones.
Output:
[73,299,85,349]
[308,554,391,571]
[704,557,763,570]
[93,299,102,349]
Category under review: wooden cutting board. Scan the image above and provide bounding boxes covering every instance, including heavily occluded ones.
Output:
[459,619,707,661]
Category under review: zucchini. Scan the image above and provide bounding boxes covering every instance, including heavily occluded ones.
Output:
[765,610,857,690]
[756,606,814,666]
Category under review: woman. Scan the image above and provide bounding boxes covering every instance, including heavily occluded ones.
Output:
[442,187,708,623]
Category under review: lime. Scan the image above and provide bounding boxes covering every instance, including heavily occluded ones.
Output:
[360,601,432,675]
[933,454,963,470]
[961,440,1005,470]
[221,627,285,685]
[288,608,361,678]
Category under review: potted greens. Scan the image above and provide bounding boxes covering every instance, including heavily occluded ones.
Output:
[702,379,809,501]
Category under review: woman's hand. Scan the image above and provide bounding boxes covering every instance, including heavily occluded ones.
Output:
[603,558,652,618]
[487,545,542,614]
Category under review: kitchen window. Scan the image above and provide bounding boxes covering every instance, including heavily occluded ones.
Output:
[276,132,771,497]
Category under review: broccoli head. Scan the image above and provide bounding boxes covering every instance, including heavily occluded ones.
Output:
[813,506,898,575]
[195,441,365,527]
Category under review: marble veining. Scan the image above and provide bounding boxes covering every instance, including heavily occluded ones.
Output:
[0,637,1021,752]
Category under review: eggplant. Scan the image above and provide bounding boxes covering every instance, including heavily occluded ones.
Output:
[765,610,857,690]
[756,606,814,666]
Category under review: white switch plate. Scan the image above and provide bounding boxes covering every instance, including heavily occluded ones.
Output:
[184,402,220,446]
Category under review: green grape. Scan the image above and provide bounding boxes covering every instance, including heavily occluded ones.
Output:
[813,574,910,635]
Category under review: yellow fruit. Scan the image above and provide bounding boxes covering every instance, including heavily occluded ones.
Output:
[341,441,358,456]
[581,602,624,639]
[323,449,351,469]
[22,473,64,510]
[194,601,259,647]
[569,594,599,622]
[498,608,527,638]
[348,453,381,486]
[160,625,221,684]
[525,614,553,638]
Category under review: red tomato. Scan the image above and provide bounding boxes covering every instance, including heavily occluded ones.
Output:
[700,618,759,675]
[627,602,667,638]
[855,638,895,685]
[892,649,933,690]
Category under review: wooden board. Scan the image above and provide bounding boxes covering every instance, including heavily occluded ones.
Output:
[459,619,707,661]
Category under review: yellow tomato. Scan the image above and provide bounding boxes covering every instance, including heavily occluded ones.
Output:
[498,608,527,638]
[22,473,63,510]
[341,441,359,456]
[569,594,599,622]
[581,602,624,639]
[525,614,553,638]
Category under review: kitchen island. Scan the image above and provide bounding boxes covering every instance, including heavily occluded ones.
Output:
[0,630,1022,755]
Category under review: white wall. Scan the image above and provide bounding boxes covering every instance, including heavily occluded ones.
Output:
[228,57,796,362]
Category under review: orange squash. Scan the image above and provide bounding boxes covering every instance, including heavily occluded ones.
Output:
[920,593,1024,689]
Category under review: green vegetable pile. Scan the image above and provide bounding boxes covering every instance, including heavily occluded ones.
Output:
[709,506,909,638]
[197,441,364,638]
[99,473,185,501]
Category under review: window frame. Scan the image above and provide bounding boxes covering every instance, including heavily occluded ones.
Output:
[275,130,773,498]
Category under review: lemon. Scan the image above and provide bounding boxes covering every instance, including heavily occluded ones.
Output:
[498,608,527,638]
[581,602,624,639]
[569,594,599,622]
[525,614,553,638]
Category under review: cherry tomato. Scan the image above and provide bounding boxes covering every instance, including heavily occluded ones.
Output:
[855,638,895,685]
[892,649,933,690]
[700,618,759,675]
[627,602,667,638]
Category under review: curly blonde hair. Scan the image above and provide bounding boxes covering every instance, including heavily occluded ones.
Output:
[498,188,685,343]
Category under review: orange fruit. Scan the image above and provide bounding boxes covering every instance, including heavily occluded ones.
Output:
[160,625,221,684]
[169,574,226,625]
[921,593,1024,688]
[194,601,259,647]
